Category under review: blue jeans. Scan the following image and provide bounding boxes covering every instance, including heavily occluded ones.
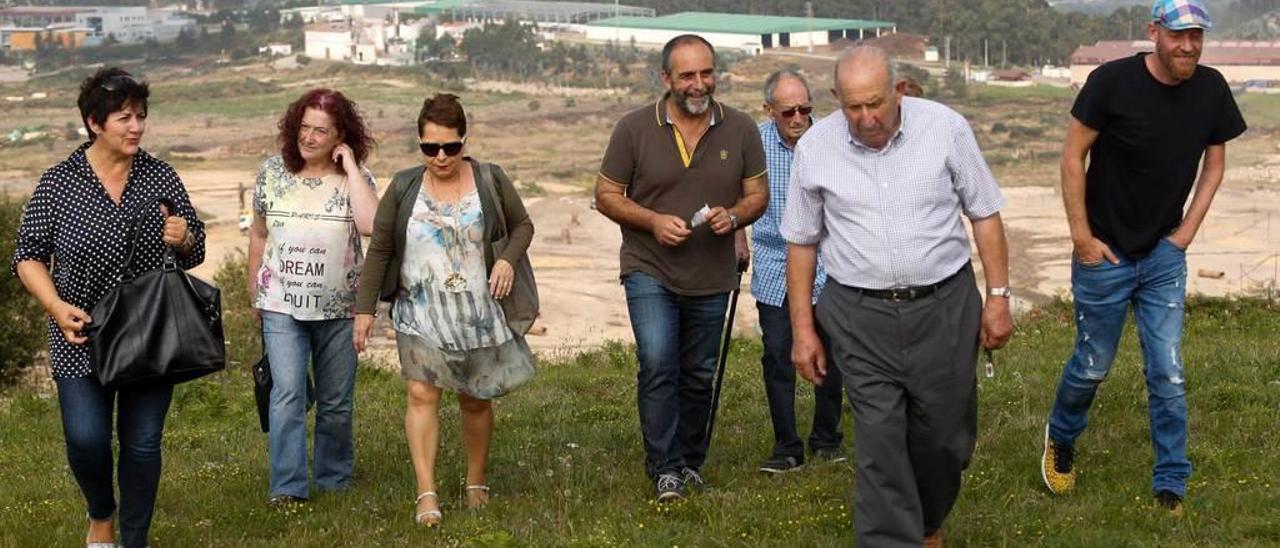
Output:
[1048,237,1191,495]
[262,311,358,499]
[55,377,173,548]
[757,301,844,459]
[623,271,729,478]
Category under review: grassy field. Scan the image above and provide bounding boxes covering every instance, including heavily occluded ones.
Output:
[0,297,1277,547]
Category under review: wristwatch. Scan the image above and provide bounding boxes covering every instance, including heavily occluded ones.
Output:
[987,286,1012,298]
[728,212,739,230]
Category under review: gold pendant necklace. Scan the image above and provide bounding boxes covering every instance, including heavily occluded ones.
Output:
[430,174,469,293]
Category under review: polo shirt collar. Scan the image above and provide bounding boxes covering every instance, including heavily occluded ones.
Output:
[654,92,723,128]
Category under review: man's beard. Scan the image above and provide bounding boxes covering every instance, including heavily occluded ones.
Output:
[672,85,715,116]
[1158,49,1199,81]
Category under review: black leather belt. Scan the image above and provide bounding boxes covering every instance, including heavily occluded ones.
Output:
[847,267,966,302]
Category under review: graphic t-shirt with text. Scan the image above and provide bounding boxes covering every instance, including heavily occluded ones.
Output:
[253,155,376,320]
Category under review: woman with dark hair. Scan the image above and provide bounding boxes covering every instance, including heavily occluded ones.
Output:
[247,88,378,505]
[11,67,205,547]
[354,93,537,526]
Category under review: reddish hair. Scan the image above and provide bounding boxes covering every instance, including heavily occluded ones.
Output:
[278,88,375,174]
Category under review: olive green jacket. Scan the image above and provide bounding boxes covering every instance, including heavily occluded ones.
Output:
[355,159,537,334]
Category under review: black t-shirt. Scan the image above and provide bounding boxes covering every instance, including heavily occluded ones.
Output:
[1071,53,1247,258]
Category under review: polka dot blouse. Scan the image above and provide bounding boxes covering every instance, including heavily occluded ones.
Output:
[9,143,206,379]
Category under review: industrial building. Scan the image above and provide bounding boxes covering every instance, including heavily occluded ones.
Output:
[0,6,194,49]
[582,12,897,54]
[412,0,654,25]
[1070,40,1280,85]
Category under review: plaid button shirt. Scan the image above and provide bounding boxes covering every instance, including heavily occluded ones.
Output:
[750,119,826,308]
[781,98,1005,289]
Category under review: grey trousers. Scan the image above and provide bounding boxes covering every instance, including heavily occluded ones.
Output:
[816,266,981,548]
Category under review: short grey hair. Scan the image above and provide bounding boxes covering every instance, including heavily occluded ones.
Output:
[763,69,811,104]
[834,45,897,92]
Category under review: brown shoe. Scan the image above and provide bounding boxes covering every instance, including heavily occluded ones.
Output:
[923,528,944,548]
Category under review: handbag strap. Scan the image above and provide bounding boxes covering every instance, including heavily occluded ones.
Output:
[118,196,179,281]
[479,163,509,240]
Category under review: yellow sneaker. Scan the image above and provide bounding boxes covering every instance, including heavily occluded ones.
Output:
[1041,424,1076,495]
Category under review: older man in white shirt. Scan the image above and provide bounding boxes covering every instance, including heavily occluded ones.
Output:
[783,45,1013,548]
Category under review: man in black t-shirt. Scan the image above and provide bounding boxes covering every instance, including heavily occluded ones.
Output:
[1042,0,1247,517]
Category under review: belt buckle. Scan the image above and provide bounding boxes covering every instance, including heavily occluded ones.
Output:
[888,287,912,302]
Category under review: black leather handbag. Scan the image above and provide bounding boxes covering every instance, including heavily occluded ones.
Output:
[252,330,314,433]
[252,332,271,432]
[85,197,225,388]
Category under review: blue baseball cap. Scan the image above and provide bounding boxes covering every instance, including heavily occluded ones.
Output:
[1151,0,1213,31]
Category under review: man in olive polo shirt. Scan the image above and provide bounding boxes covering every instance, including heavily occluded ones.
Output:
[595,34,768,502]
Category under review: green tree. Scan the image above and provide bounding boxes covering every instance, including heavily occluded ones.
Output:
[176,27,195,49]
[459,20,543,79]
[220,20,236,48]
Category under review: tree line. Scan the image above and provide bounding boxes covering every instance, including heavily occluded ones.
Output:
[585,0,1269,65]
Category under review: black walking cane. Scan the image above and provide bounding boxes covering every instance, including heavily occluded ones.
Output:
[704,259,749,455]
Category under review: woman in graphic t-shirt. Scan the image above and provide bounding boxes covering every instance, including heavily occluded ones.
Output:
[247,88,378,505]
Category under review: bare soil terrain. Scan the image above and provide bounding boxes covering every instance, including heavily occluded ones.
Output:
[3,57,1278,357]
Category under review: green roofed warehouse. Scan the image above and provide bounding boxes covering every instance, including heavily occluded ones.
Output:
[583,12,896,54]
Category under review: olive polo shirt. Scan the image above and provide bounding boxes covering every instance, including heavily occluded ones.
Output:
[599,95,767,296]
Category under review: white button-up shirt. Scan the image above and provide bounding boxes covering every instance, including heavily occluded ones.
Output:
[781,97,1005,289]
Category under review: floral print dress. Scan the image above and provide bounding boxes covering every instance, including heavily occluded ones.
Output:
[392,185,534,399]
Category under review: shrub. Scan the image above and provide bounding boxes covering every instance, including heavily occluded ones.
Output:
[1008,125,1046,139]
[0,195,47,382]
[527,99,541,112]
[518,180,545,196]
[943,66,968,99]
[211,249,260,368]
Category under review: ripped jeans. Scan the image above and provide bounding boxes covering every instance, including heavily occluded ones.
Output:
[1048,237,1191,496]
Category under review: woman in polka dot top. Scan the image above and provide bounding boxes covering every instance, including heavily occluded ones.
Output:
[10,67,206,548]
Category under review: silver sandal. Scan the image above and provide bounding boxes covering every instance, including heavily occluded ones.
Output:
[414,491,442,526]
[465,484,490,509]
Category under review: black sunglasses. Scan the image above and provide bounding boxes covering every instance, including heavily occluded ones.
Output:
[778,105,813,118]
[420,139,465,157]
[100,74,141,92]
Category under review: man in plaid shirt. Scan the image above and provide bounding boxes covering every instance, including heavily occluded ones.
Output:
[750,70,847,475]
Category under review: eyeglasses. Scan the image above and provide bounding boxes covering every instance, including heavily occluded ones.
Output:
[419,138,465,157]
[777,105,813,118]
[100,74,140,92]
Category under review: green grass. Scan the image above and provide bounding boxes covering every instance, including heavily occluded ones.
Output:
[162,91,302,120]
[1236,93,1280,131]
[0,297,1277,546]
[970,84,1077,104]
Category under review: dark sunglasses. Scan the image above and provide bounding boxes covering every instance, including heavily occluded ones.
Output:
[778,105,813,118]
[419,139,465,157]
[100,74,141,92]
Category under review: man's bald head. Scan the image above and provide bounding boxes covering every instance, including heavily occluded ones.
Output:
[831,45,903,150]
[834,45,897,99]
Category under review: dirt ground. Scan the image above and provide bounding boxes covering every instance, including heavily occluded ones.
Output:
[3,59,1279,358]
[177,170,1280,358]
